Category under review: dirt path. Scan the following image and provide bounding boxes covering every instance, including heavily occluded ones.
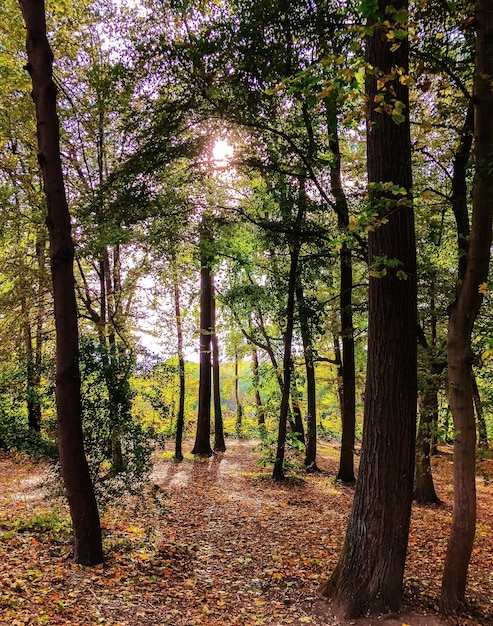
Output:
[0,441,492,625]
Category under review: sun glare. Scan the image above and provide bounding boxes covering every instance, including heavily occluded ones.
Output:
[212,139,233,167]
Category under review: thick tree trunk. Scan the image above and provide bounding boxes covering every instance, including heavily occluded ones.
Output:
[192,219,214,456]
[322,1,416,616]
[19,0,102,565]
[441,1,493,611]
[212,277,226,452]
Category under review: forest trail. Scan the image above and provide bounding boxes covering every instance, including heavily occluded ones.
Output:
[1,440,492,625]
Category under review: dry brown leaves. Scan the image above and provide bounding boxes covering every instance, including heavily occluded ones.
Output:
[1,441,492,626]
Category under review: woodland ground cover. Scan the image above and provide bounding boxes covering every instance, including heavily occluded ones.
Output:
[1,439,492,626]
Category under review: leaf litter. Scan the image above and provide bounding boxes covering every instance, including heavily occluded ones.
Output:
[0,440,492,625]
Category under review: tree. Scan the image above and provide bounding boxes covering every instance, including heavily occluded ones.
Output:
[211,274,226,452]
[171,254,186,461]
[321,0,417,616]
[18,0,103,565]
[441,0,493,612]
[192,214,214,456]
[296,285,319,470]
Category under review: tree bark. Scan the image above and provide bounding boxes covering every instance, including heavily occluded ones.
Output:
[234,349,243,433]
[212,276,226,452]
[288,359,305,446]
[414,392,441,504]
[472,372,488,450]
[172,258,185,462]
[19,0,102,565]
[22,298,41,432]
[192,217,214,456]
[251,347,265,425]
[336,241,356,484]
[296,286,319,471]
[273,242,301,480]
[322,1,416,615]
[325,95,356,484]
[441,0,493,612]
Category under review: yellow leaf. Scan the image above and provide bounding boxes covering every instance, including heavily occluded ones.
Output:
[349,216,358,231]
[317,86,333,99]
[478,282,489,296]
[396,270,408,280]
[482,349,492,361]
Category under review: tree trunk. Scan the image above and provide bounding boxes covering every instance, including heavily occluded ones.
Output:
[34,233,47,429]
[322,1,416,615]
[19,0,102,565]
[273,243,300,480]
[22,298,41,432]
[414,392,441,504]
[325,95,356,484]
[296,285,319,471]
[102,248,124,473]
[289,358,305,446]
[441,1,493,611]
[336,240,356,484]
[251,347,265,426]
[172,258,185,462]
[472,372,488,450]
[234,350,243,433]
[212,276,226,452]
[192,218,214,456]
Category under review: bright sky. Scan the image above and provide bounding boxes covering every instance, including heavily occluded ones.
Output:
[212,139,234,167]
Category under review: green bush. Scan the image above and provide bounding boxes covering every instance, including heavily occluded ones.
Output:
[79,337,156,508]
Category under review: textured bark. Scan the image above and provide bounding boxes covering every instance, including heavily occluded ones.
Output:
[19,0,102,565]
[322,1,416,616]
[192,218,214,456]
[441,1,493,612]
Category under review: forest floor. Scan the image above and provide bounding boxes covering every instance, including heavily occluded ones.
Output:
[0,439,492,626]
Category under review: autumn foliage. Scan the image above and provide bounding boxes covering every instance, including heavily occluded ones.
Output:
[1,440,492,625]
